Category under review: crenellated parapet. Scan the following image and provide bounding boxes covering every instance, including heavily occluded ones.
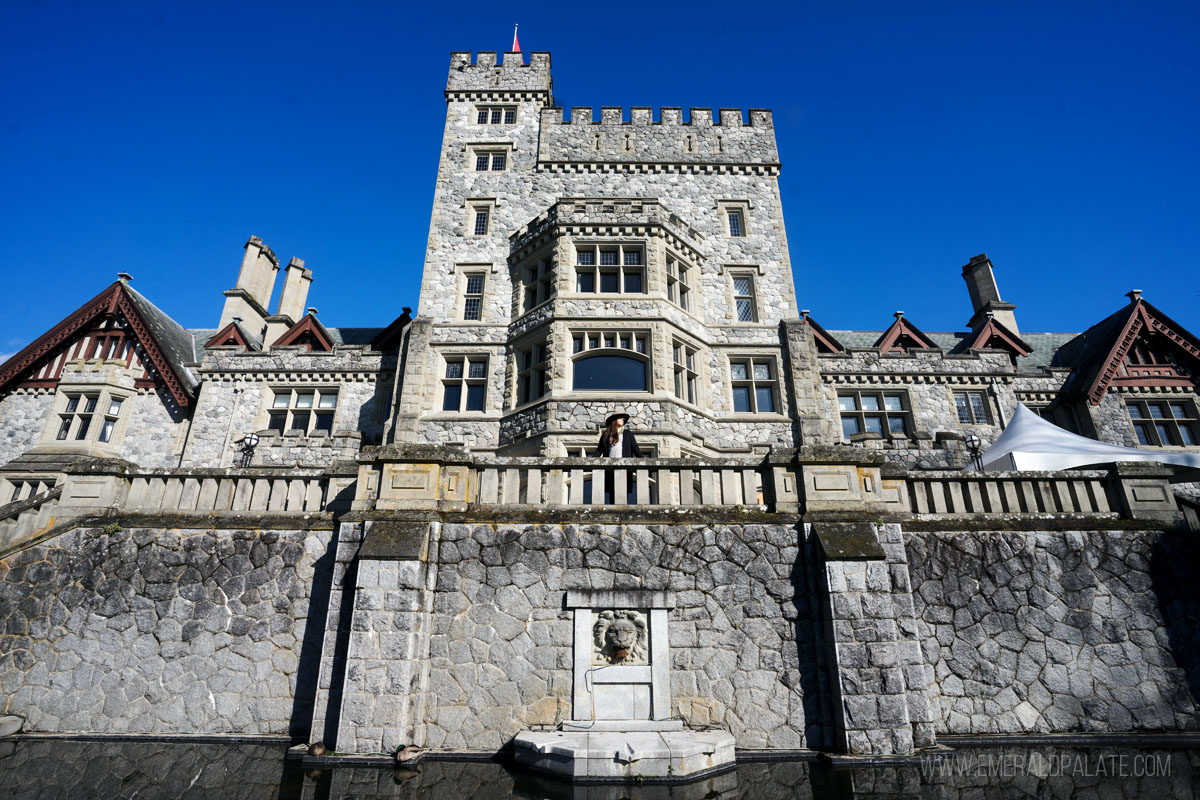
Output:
[446,51,552,101]
[537,106,778,171]
[508,197,705,261]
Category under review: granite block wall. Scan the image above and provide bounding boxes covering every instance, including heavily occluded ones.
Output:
[820,523,937,755]
[0,391,53,466]
[423,521,823,751]
[117,388,187,468]
[906,529,1200,734]
[0,525,334,737]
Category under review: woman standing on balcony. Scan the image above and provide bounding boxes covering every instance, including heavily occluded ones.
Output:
[594,412,643,458]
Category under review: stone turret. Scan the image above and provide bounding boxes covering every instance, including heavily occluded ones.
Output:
[446,51,552,99]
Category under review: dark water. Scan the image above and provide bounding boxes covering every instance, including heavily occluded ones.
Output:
[0,739,1196,799]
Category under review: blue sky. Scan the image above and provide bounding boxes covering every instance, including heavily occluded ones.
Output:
[2,1,1197,360]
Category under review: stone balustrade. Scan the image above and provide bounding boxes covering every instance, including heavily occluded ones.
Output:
[356,445,1188,528]
[124,473,329,513]
[0,485,64,554]
[472,458,766,508]
[907,470,1116,516]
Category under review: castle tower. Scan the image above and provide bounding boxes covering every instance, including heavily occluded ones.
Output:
[395,51,803,457]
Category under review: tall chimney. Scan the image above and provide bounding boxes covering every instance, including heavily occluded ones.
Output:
[218,236,281,333]
[264,257,315,346]
[277,257,314,321]
[961,253,1020,337]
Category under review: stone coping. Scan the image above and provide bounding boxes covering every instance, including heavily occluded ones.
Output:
[564,589,676,609]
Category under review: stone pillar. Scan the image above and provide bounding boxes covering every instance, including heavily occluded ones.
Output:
[1108,462,1185,527]
[782,319,836,445]
[327,519,439,753]
[814,522,937,754]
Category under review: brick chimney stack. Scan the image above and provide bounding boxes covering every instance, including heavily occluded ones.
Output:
[961,253,1020,337]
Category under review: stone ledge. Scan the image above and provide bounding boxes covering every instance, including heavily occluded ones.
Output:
[564,590,676,610]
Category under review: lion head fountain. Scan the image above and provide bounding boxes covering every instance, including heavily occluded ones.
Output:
[592,610,649,665]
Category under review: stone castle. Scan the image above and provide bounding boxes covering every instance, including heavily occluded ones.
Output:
[0,50,1198,774]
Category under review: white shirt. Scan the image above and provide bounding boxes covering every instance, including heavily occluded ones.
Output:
[608,435,623,458]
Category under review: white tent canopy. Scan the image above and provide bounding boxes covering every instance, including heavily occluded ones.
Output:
[976,403,1200,472]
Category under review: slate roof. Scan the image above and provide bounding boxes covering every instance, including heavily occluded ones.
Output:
[122,283,201,391]
[826,330,1080,375]
[187,325,385,358]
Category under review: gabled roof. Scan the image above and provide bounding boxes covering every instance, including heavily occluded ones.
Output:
[0,279,198,407]
[952,316,1033,358]
[799,313,844,354]
[1055,297,1200,405]
[371,307,413,351]
[204,320,262,351]
[272,313,335,352]
[873,314,939,354]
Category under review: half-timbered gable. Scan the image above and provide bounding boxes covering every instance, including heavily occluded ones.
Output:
[0,277,198,466]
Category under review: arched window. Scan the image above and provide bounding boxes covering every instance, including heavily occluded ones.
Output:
[573,354,647,392]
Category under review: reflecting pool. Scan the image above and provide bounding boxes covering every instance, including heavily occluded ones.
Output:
[1,739,1196,799]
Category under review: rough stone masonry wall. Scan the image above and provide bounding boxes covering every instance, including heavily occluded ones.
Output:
[906,529,1200,734]
[117,387,188,468]
[0,525,334,737]
[182,347,389,468]
[424,521,825,750]
[0,390,54,466]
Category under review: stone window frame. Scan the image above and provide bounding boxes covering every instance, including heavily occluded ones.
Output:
[267,387,340,436]
[952,389,991,425]
[474,104,517,125]
[672,337,702,408]
[571,240,647,296]
[718,200,751,238]
[454,265,491,322]
[515,246,556,317]
[440,352,489,414]
[469,143,512,173]
[719,265,766,324]
[1125,396,1199,447]
[569,327,653,395]
[726,353,780,415]
[665,249,695,314]
[837,389,913,440]
[466,198,495,238]
[514,335,551,408]
[42,385,132,448]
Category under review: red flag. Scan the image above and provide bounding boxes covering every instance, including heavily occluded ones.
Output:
[512,24,520,53]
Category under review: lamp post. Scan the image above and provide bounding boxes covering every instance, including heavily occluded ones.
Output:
[238,432,260,468]
[965,433,983,471]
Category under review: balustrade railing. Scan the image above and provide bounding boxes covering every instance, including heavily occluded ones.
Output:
[471,458,767,508]
[906,470,1116,516]
[0,485,64,552]
[124,473,329,513]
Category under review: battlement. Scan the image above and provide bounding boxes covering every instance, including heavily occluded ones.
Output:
[446,51,552,96]
[509,197,705,258]
[549,107,773,128]
[537,106,778,167]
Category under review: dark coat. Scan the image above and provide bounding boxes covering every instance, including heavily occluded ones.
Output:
[593,430,643,458]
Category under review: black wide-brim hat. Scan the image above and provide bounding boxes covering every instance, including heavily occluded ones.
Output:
[604,412,630,427]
